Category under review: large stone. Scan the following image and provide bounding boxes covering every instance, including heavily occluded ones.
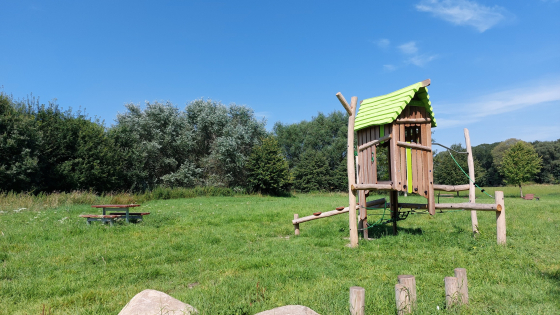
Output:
[119,289,197,315]
[254,305,320,315]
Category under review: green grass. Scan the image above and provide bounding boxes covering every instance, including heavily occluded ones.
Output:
[0,185,559,314]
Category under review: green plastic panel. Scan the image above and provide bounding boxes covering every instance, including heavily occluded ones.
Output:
[354,81,437,131]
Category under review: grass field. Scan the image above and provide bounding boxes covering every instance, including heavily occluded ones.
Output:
[0,185,559,314]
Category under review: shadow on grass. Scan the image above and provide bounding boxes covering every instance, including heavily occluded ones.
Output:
[365,224,423,239]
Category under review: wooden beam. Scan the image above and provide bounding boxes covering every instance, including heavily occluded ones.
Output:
[352,183,393,191]
[358,134,392,151]
[395,118,431,124]
[397,141,432,152]
[398,203,427,209]
[292,198,386,225]
[433,184,470,192]
[421,79,431,87]
[435,203,501,211]
[336,92,353,116]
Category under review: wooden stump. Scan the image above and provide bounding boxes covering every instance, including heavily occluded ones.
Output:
[395,284,411,315]
[397,275,417,309]
[454,268,468,305]
[349,286,365,315]
[444,277,459,309]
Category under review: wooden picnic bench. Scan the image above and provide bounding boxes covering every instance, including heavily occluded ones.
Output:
[521,194,539,200]
[80,204,149,225]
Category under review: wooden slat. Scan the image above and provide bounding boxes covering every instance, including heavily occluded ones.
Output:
[365,127,371,185]
[389,124,398,189]
[393,122,401,191]
[399,123,406,192]
[91,204,140,208]
[426,124,435,215]
[372,126,377,183]
[421,122,428,197]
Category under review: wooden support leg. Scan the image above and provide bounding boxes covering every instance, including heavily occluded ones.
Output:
[294,214,300,236]
[359,190,368,239]
[390,190,399,235]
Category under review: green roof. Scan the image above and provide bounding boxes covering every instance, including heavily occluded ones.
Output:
[354,81,436,131]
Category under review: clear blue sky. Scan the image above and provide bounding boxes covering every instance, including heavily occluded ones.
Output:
[1,0,559,146]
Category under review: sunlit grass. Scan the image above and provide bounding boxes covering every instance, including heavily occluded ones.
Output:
[0,185,559,314]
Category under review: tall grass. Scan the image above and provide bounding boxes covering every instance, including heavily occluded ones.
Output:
[0,186,239,212]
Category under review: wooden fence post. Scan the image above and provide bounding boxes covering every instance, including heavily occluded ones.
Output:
[495,191,506,244]
[464,128,479,235]
[349,286,365,315]
[347,96,359,248]
[444,277,459,309]
[454,268,468,305]
[294,214,300,236]
[397,275,416,309]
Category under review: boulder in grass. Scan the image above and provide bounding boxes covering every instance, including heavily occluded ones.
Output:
[254,305,320,315]
[118,289,197,315]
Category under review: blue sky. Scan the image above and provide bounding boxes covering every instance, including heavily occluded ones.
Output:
[1,0,559,146]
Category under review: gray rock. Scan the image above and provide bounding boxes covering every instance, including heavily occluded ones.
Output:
[254,305,320,315]
[119,289,197,315]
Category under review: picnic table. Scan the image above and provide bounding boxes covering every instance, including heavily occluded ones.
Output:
[79,204,149,225]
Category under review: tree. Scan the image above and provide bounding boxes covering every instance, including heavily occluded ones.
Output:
[292,150,332,192]
[532,139,560,184]
[246,136,290,195]
[0,94,41,192]
[472,142,503,187]
[499,141,542,197]
[433,144,485,195]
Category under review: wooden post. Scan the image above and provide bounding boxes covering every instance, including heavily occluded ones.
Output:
[464,128,479,234]
[294,214,300,236]
[495,191,506,245]
[454,268,468,305]
[349,286,365,315]
[390,190,399,235]
[397,275,416,309]
[395,284,411,315]
[347,96,359,248]
[444,277,459,309]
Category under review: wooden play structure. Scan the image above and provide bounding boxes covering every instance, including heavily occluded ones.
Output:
[292,79,506,248]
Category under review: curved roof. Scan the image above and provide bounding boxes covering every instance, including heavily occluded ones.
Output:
[354,80,436,131]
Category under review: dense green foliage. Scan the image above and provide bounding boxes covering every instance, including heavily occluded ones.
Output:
[499,141,542,197]
[274,111,348,192]
[247,136,290,194]
[1,91,559,194]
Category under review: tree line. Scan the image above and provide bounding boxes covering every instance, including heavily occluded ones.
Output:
[1,92,558,195]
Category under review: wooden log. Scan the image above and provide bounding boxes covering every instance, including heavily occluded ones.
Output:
[349,286,365,315]
[464,128,479,235]
[395,284,411,315]
[495,191,506,245]
[294,214,300,236]
[336,92,353,116]
[444,277,459,308]
[433,184,470,192]
[352,183,393,191]
[397,141,432,152]
[397,275,416,310]
[454,268,468,305]
[435,203,501,211]
[395,118,431,124]
[358,134,391,151]
[347,96,359,248]
[292,198,386,225]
